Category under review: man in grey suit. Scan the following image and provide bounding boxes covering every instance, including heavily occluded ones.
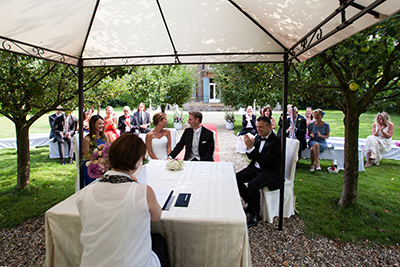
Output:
[134,102,151,133]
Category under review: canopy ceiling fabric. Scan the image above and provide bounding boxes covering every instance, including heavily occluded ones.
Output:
[1,0,399,67]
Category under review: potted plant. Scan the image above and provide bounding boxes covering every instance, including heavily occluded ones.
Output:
[173,107,184,130]
[224,108,235,130]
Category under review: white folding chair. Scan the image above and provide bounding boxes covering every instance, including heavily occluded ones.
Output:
[260,138,299,223]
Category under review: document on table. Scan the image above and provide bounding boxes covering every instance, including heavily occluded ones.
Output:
[155,190,174,210]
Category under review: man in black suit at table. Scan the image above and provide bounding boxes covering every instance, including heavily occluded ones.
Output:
[134,102,151,133]
[53,111,77,165]
[169,111,215,161]
[49,105,63,139]
[236,116,281,228]
[118,106,139,135]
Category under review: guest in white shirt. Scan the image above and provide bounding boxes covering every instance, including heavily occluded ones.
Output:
[76,134,169,267]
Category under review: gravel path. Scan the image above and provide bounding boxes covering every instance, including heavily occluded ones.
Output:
[1,111,399,266]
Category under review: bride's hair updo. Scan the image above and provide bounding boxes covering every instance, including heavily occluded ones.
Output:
[153,113,167,126]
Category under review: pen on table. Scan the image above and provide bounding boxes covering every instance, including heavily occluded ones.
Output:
[184,194,188,202]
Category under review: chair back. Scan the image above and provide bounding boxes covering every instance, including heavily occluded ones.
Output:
[285,138,299,181]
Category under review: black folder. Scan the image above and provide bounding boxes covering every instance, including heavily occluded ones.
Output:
[174,193,191,207]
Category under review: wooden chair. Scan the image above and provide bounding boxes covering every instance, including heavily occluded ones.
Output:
[260,138,299,223]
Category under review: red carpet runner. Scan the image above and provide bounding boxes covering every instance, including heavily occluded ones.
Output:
[176,124,219,162]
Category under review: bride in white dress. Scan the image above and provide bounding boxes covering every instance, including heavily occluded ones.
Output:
[146,113,172,160]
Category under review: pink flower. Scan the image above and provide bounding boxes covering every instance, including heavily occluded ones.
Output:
[88,163,104,178]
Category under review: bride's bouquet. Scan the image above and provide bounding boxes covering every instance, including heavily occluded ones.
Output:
[166,159,184,171]
[86,141,112,178]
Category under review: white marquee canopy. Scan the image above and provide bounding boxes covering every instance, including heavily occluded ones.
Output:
[1,0,399,67]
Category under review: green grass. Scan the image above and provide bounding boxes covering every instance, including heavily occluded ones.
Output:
[294,158,400,246]
[0,109,399,246]
[0,147,76,229]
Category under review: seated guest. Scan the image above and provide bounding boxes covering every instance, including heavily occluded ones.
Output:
[77,107,96,133]
[236,116,281,228]
[305,107,313,127]
[277,106,307,160]
[48,105,63,139]
[169,111,214,161]
[146,113,172,160]
[239,106,257,136]
[308,109,330,171]
[363,112,395,167]
[104,106,119,142]
[260,106,276,131]
[134,102,151,133]
[76,134,169,267]
[118,106,139,135]
[305,107,313,139]
[82,110,92,133]
[53,111,77,165]
[83,115,110,186]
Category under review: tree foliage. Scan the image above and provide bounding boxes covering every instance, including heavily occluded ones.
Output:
[213,63,284,109]
[119,65,198,112]
[0,51,126,189]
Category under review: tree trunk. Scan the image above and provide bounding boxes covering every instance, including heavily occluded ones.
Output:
[161,104,166,113]
[16,123,30,190]
[338,110,360,206]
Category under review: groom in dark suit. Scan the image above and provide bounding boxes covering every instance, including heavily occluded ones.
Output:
[169,111,214,161]
[236,116,281,228]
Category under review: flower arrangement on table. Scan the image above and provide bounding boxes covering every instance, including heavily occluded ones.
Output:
[166,159,184,171]
[86,140,112,179]
[224,108,236,123]
[173,108,184,124]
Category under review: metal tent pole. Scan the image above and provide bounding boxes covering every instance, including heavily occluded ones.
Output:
[78,59,84,190]
[278,51,289,230]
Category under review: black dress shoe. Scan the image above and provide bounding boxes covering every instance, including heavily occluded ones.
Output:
[247,215,261,228]
[61,160,66,165]
[243,206,250,214]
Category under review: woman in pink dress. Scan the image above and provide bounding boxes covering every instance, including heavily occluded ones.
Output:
[104,106,119,142]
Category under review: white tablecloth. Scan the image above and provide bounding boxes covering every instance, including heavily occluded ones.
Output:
[0,133,49,149]
[46,161,251,267]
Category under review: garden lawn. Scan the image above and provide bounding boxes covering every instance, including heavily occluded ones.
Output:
[0,147,76,229]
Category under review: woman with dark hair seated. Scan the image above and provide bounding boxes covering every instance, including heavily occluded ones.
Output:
[260,106,276,132]
[77,134,169,267]
[83,115,110,186]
